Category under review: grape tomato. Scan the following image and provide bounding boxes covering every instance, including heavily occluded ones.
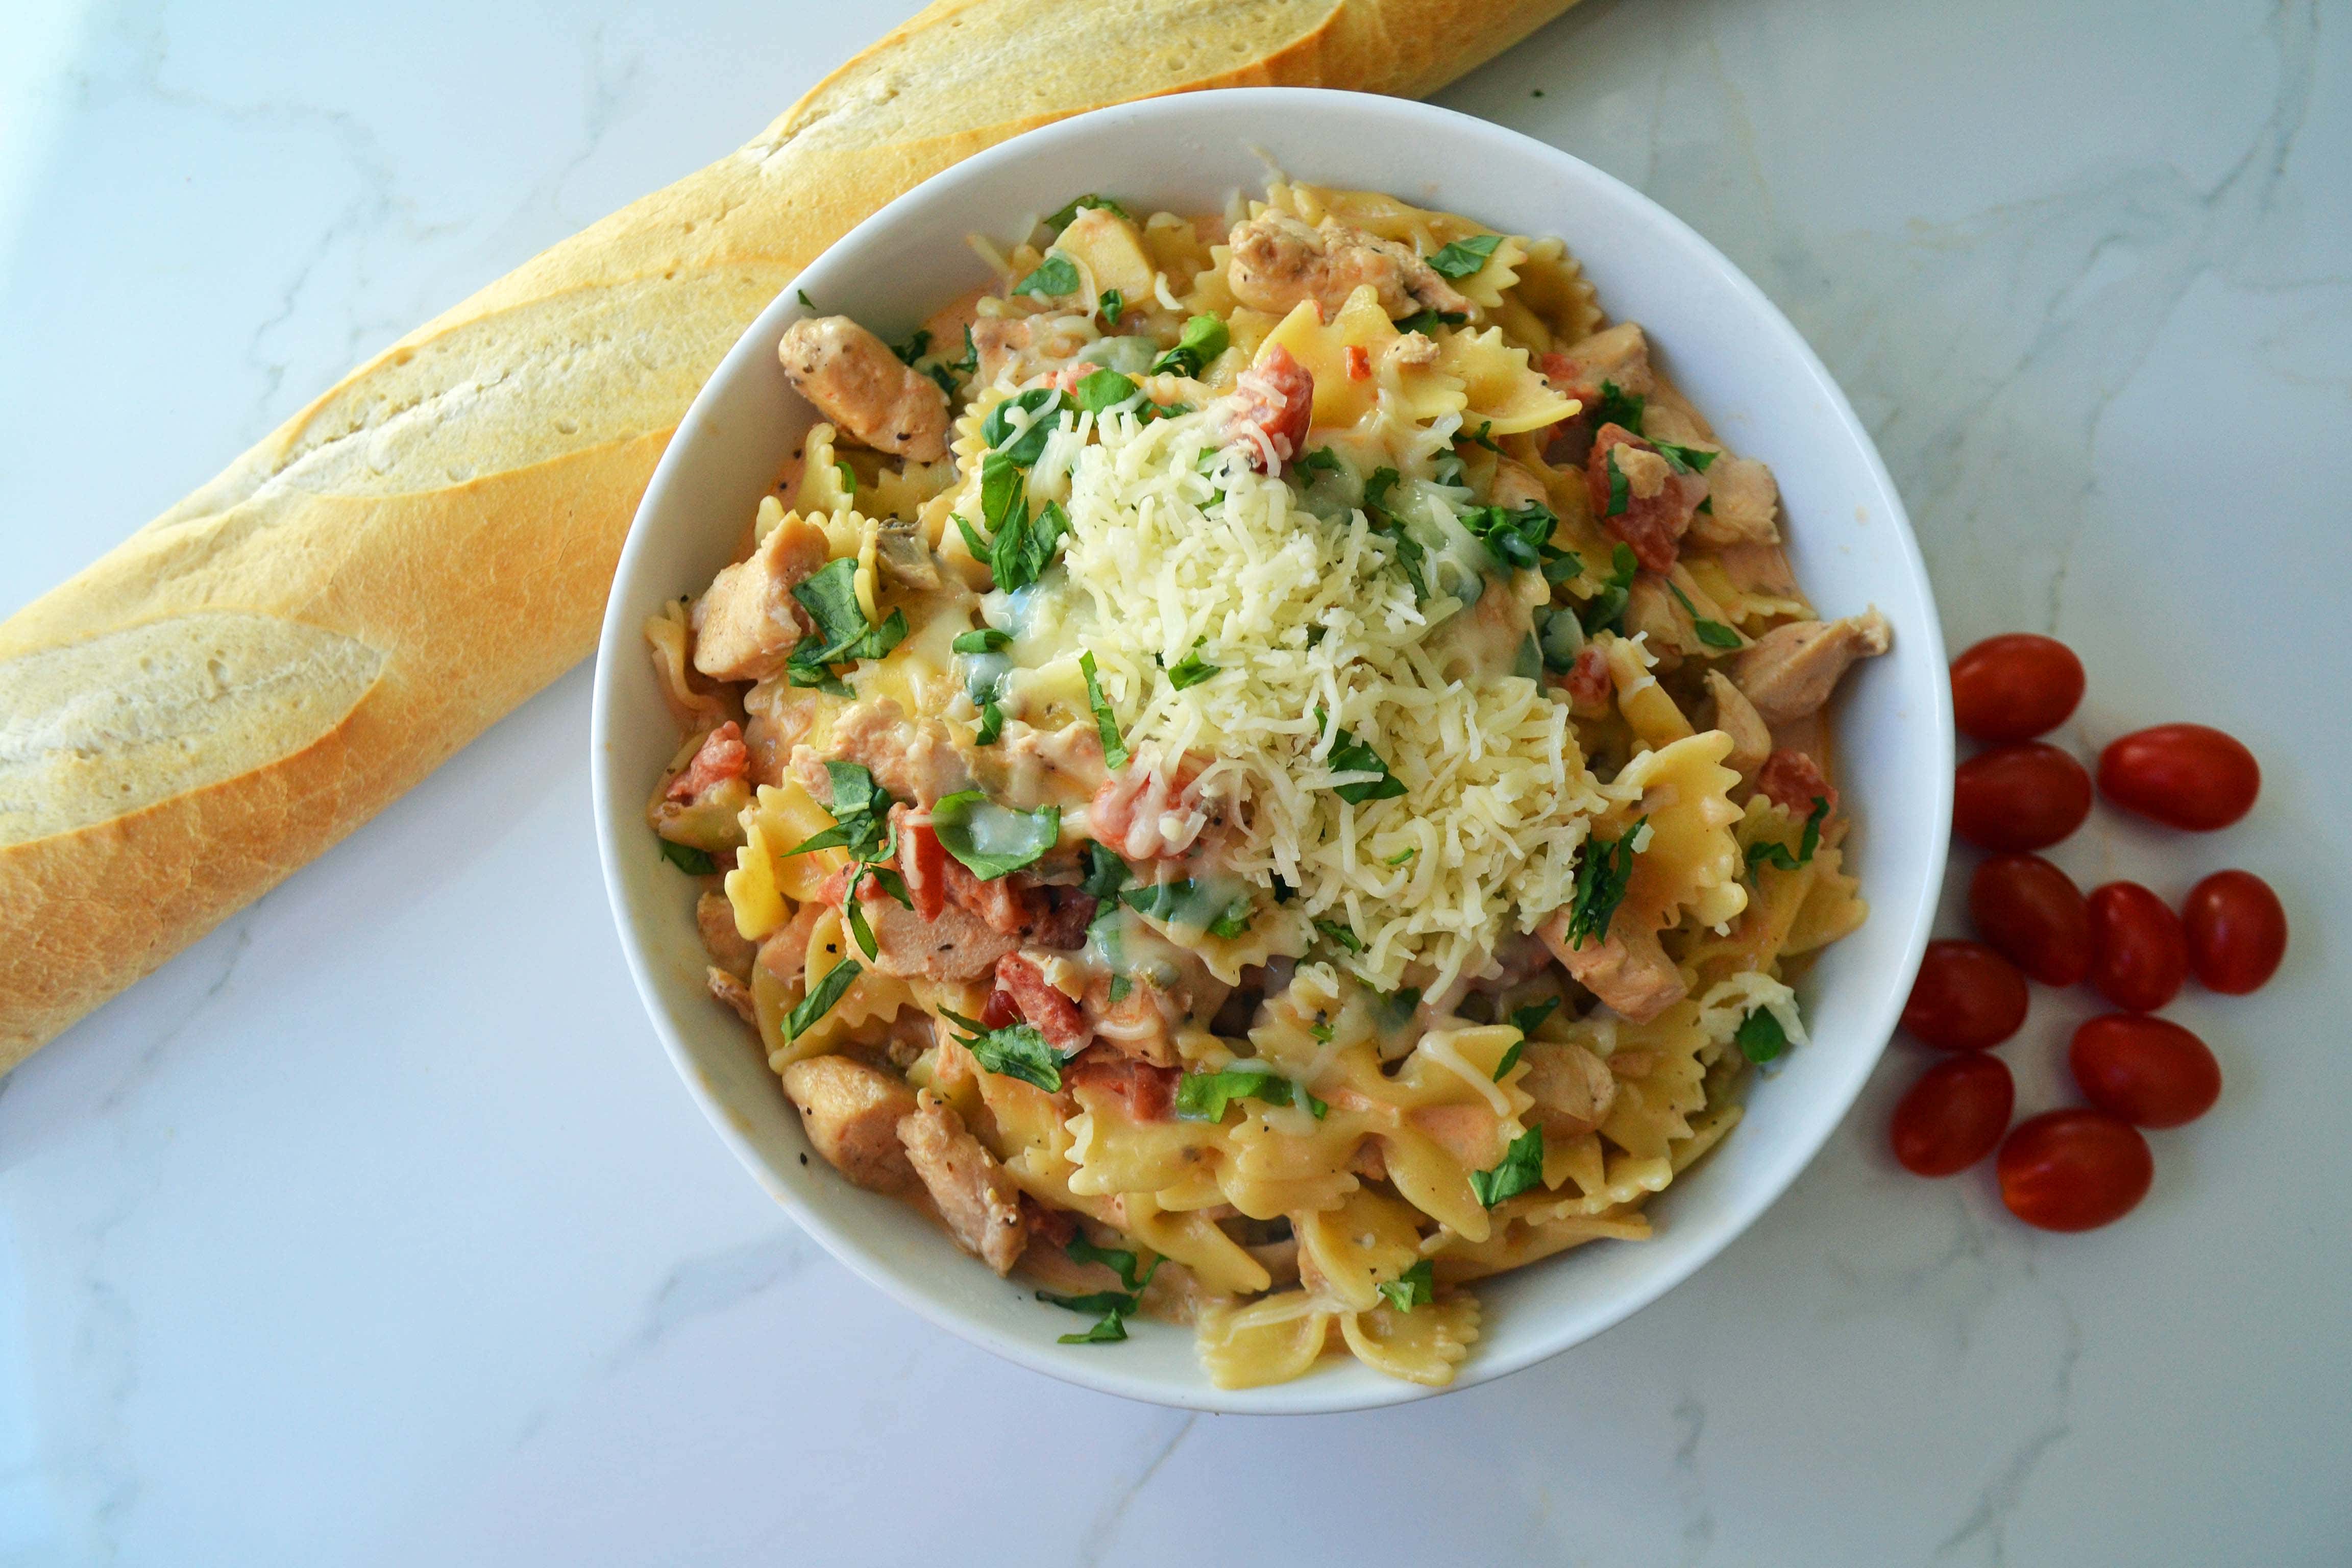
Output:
[1950,633,2085,743]
[1901,940,2030,1051]
[2069,1015,2221,1129]
[1997,1109,2154,1232]
[1891,1055,2015,1177]
[1953,743,2093,851]
[2086,881,2189,1012]
[2098,724,2260,831]
[1968,852,2092,986]
[2183,869,2287,994]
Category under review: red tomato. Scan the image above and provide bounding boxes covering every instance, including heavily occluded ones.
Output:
[2098,724,2260,830]
[2086,881,2189,1012]
[1952,743,2093,851]
[1949,634,2085,743]
[1997,1109,2153,1231]
[1890,1055,2015,1176]
[1968,853,2092,986]
[2069,1015,2221,1129]
[1901,940,2030,1051]
[2183,869,2288,994]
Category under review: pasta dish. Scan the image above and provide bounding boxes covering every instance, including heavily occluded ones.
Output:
[644,181,1889,1387]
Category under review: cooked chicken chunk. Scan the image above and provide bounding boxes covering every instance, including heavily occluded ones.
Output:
[1542,322,1655,400]
[841,877,1018,984]
[697,890,756,977]
[898,1090,1028,1274]
[707,967,757,1026]
[1732,610,1893,725]
[1520,1040,1619,1139]
[777,315,950,461]
[793,697,974,809]
[1686,456,1780,548]
[782,1056,919,1194]
[1703,671,1773,779]
[690,513,831,682]
[1538,911,1687,1024]
[1226,212,1470,322]
[1489,457,1550,513]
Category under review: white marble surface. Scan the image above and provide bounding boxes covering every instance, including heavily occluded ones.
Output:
[3,0,2347,1561]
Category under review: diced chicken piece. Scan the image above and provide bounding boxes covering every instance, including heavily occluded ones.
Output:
[707,967,757,1026]
[1084,974,1183,1069]
[1088,748,1211,861]
[969,316,1033,388]
[697,890,757,977]
[897,1091,1028,1274]
[794,697,975,808]
[1064,1049,1178,1122]
[1538,910,1687,1024]
[1518,1040,1619,1139]
[1703,671,1773,780]
[667,721,749,803]
[1489,458,1550,513]
[996,950,1091,1056]
[740,677,827,788]
[1686,456,1780,548]
[690,514,832,682]
[1226,212,1472,322]
[1221,344,1315,473]
[1542,322,1655,401]
[1622,578,1688,670]
[998,719,1112,812]
[1755,748,1839,816]
[1586,424,1706,573]
[1383,330,1441,373]
[783,1056,919,1194]
[1732,610,1893,725]
[777,315,950,461]
[1714,541,1800,600]
[836,874,1018,983]
[756,900,828,987]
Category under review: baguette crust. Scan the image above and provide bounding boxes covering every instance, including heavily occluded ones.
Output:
[0,0,1580,1065]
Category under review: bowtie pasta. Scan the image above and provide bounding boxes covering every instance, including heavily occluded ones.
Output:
[645,180,1890,1389]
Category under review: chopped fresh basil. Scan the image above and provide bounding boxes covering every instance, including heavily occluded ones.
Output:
[834,461,857,497]
[1175,1065,1326,1123]
[1591,379,1644,434]
[952,626,1013,654]
[929,790,1060,879]
[975,700,1005,746]
[891,328,930,366]
[1602,446,1631,517]
[982,386,1067,467]
[784,762,892,859]
[1469,1126,1546,1207]
[944,1010,1074,1092]
[1121,879,1251,938]
[1736,1006,1791,1064]
[1361,467,1429,598]
[959,481,1068,594]
[1665,580,1743,649]
[1426,232,1503,280]
[1377,1259,1435,1312]
[1492,1039,1524,1082]
[1080,651,1128,770]
[1149,314,1229,378]
[1045,192,1132,230]
[1535,605,1585,673]
[1461,499,1559,573]
[1315,919,1364,954]
[925,363,959,399]
[795,288,815,309]
[1432,452,1467,489]
[1293,446,1342,478]
[1747,795,1831,875]
[1654,440,1720,475]
[789,557,908,682]
[1317,708,1406,805]
[841,895,879,961]
[1393,307,1468,334]
[1073,366,1139,416]
[1509,997,1561,1037]
[948,325,978,377]
[1056,1309,1129,1344]
[1012,252,1081,300]
[1097,288,1124,327]
[1166,640,1220,690]
[787,960,862,1041]
[1065,1235,1156,1293]
[1578,542,1641,636]
[1385,846,1417,866]
[658,839,718,875]
[1038,1230,1159,1346]
[1464,420,1502,452]
[1079,842,1131,900]
[1563,817,1645,950]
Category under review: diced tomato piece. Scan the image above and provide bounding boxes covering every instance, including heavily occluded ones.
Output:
[1560,643,1612,715]
[995,951,1090,1055]
[1344,344,1371,381]
[894,807,947,922]
[1585,423,1703,572]
[981,989,1021,1031]
[667,721,748,801]
[1228,343,1315,472]
[1755,749,1836,815]
[1065,1049,1179,1122]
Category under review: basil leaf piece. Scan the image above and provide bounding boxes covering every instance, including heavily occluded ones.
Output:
[944,1010,1072,1092]
[1079,842,1131,900]
[1293,446,1342,478]
[1392,307,1468,334]
[1564,817,1645,949]
[1464,420,1502,452]
[1591,380,1645,434]
[1747,795,1832,875]
[1377,1259,1435,1312]
[1074,366,1139,415]
[1469,1126,1546,1207]
[1665,580,1743,649]
[1149,314,1229,378]
[1602,446,1631,517]
[1578,542,1642,636]
[1044,192,1133,230]
[842,895,879,960]
[974,700,1005,746]
[1119,879,1251,939]
[1315,919,1364,954]
[891,328,930,366]
[787,960,862,1041]
[929,790,1060,880]
[1176,1066,1326,1123]
[1065,1235,1155,1293]
[792,557,868,651]
[1461,500,1558,573]
[1736,1006,1791,1064]
[1098,288,1124,326]
[948,325,978,376]
[1426,232,1503,280]
[1317,707,1406,805]
[1012,252,1081,300]
[1080,651,1128,770]
[952,627,1013,654]
[1654,440,1720,474]
[1058,1309,1128,1345]
[1492,1039,1524,1082]
[1166,640,1219,690]
[1385,846,1417,866]
[658,839,718,875]
[982,386,1066,466]
[1360,467,1430,599]
[795,289,815,309]
[1509,997,1561,1037]
[1036,1288,1137,1317]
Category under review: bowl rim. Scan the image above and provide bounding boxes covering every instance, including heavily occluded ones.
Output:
[591,85,1951,1414]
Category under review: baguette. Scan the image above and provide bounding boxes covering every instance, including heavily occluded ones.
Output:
[0,0,1580,1066]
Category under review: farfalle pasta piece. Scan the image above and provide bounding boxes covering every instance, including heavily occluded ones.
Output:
[1434,325,1580,436]
[1337,1294,1481,1386]
[1256,288,1465,431]
[771,906,914,1064]
[1605,728,1750,934]
[1297,1189,1426,1312]
[724,781,847,940]
[1504,234,1602,347]
[1198,1290,1333,1389]
[795,422,859,519]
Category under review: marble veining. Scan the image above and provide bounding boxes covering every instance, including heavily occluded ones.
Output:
[3,0,2348,1563]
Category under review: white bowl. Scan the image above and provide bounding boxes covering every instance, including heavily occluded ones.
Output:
[591,87,1950,1414]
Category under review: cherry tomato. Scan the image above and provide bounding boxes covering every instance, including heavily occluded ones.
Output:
[1901,940,2030,1051]
[2086,881,2189,1012]
[2069,1015,2221,1129]
[1997,1109,2153,1232]
[1949,633,2085,743]
[1968,852,2092,986]
[2182,869,2288,994]
[1890,1055,2015,1176]
[1952,743,2093,851]
[2098,724,2260,831]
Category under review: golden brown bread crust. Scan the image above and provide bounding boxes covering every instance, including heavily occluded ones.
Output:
[0,0,1580,1065]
